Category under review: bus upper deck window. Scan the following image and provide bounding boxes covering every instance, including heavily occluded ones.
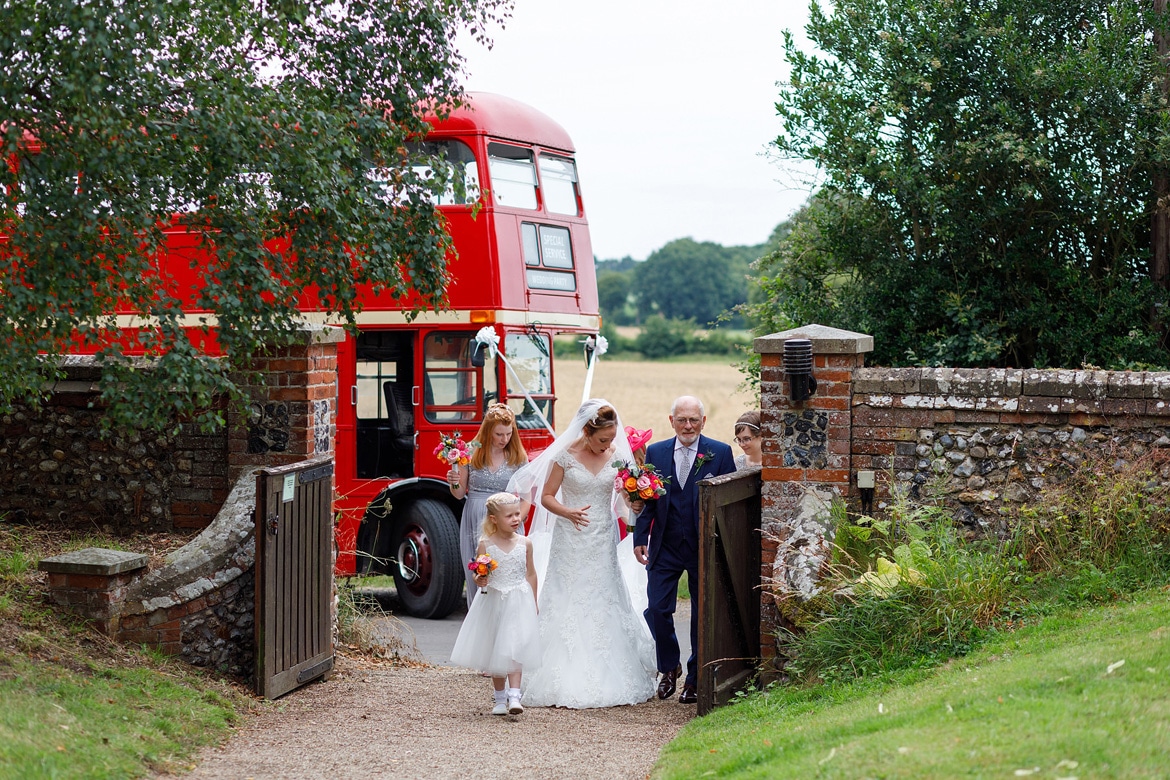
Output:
[487,143,537,210]
[539,155,579,216]
[404,140,480,206]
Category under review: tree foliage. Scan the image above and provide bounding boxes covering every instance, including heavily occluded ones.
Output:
[633,238,755,326]
[759,0,1170,368]
[0,0,512,429]
[596,270,634,325]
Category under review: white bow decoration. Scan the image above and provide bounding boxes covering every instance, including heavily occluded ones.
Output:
[475,325,554,436]
[585,334,609,357]
[474,326,501,357]
[580,334,608,405]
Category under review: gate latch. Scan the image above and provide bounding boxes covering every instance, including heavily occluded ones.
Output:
[267,513,280,536]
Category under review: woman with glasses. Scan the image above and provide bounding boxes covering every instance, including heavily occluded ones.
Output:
[733,410,763,470]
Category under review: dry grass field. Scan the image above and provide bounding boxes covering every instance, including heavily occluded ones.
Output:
[553,357,758,445]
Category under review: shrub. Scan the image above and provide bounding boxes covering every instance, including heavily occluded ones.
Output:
[782,486,1021,685]
[1012,448,1170,601]
[635,315,694,359]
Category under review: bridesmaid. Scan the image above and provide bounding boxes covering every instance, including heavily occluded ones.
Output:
[733,410,763,470]
[448,403,528,608]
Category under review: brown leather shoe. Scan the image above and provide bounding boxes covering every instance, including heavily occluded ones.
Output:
[678,683,697,704]
[657,665,681,700]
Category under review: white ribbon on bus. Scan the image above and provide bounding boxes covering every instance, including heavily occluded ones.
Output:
[474,326,556,436]
[579,334,608,406]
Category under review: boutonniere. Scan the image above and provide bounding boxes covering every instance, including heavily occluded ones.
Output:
[693,450,714,474]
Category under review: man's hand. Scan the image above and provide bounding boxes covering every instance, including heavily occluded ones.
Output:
[633,545,648,565]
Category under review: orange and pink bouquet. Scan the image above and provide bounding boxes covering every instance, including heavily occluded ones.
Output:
[468,553,498,594]
[435,432,477,488]
[612,460,669,502]
[435,432,475,467]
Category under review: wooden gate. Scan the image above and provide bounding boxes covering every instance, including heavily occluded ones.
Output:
[697,468,762,715]
[255,457,335,699]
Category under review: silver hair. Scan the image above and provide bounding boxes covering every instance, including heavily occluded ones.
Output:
[670,396,704,416]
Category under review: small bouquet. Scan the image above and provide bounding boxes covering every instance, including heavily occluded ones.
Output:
[435,432,477,488]
[468,553,498,594]
[613,459,670,503]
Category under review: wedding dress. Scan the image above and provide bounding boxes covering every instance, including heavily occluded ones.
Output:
[521,451,658,708]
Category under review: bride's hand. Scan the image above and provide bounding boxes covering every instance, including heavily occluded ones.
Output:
[567,505,591,529]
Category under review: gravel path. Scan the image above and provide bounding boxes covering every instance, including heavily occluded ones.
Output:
[161,605,696,780]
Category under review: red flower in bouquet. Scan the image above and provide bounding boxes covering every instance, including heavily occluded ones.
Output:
[612,459,669,503]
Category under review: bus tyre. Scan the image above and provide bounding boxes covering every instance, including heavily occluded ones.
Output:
[391,498,463,619]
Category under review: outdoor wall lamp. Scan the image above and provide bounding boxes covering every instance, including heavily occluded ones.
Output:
[784,338,817,402]
[857,470,875,515]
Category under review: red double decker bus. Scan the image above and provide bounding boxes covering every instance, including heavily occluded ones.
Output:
[326,93,599,617]
[7,92,600,619]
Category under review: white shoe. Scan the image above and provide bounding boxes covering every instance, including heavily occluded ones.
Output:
[507,697,523,715]
[491,700,508,716]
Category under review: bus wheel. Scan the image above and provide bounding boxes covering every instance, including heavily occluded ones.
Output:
[391,499,463,619]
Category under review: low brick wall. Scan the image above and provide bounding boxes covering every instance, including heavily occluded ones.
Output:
[40,470,258,677]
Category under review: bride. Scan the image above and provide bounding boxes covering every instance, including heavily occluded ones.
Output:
[508,399,657,708]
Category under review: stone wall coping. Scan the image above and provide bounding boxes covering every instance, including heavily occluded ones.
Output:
[754,323,874,355]
[39,548,148,576]
[854,366,1170,399]
[121,467,259,616]
[294,323,347,345]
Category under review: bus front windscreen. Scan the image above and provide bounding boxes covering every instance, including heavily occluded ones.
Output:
[505,332,553,429]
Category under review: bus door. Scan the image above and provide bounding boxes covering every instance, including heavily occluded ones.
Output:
[418,330,498,475]
[354,330,416,480]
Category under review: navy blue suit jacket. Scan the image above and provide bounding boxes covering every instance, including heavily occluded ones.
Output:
[633,434,736,568]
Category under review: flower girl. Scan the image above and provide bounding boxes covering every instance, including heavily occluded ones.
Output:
[449,492,540,715]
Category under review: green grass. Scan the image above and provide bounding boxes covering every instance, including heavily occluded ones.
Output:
[658,587,1170,778]
[0,523,252,779]
[0,653,241,779]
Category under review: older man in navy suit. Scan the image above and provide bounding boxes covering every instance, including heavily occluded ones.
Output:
[632,395,736,704]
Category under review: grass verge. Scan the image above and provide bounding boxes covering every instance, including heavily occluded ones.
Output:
[0,522,253,779]
[658,586,1170,778]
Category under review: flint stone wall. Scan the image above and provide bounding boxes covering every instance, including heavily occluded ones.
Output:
[851,367,1170,537]
[0,357,228,532]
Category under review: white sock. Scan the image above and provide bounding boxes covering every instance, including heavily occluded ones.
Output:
[493,689,506,704]
[507,687,521,700]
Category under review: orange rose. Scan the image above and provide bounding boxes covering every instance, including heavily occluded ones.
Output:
[624,476,638,492]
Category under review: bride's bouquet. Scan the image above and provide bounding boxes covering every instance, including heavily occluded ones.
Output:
[468,553,498,594]
[613,459,669,503]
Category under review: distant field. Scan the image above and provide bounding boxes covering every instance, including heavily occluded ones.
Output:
[553,357,757,446]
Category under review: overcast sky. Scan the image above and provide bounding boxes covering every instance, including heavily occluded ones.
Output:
[458,1,819,261]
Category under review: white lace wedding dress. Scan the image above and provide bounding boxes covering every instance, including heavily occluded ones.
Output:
[522,452,657,708]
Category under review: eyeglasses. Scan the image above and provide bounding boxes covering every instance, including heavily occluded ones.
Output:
[673,417,702,426]
[735,436,756,446]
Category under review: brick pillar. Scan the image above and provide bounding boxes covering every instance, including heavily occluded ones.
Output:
[39,548,149,634]
[752,324,873,674]
[227,325,344,483]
